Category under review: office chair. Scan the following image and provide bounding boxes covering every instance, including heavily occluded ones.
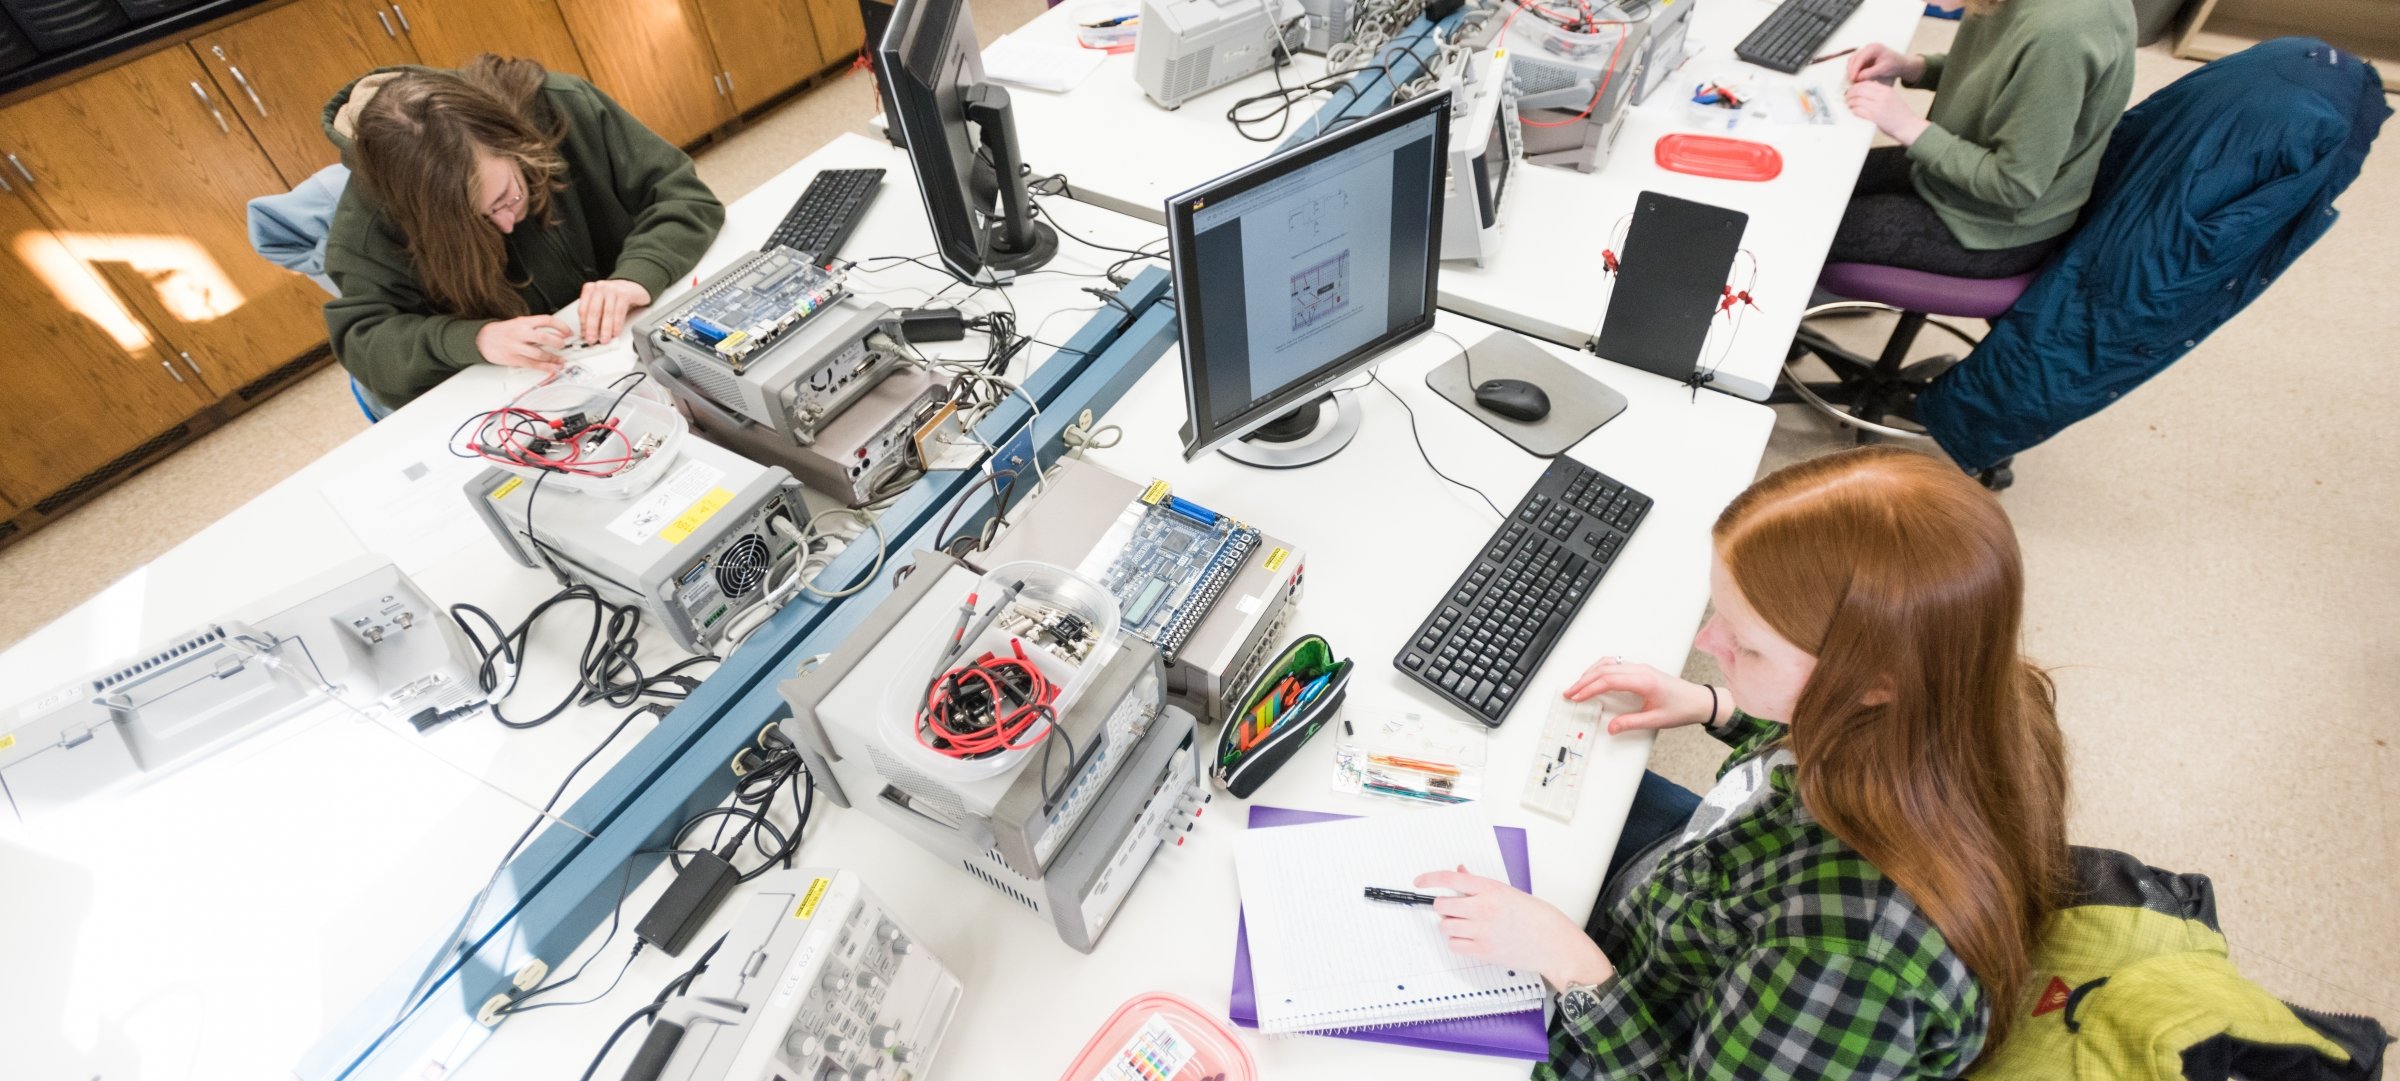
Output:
[1784,39,2386,490]
[1776,265,2035,489]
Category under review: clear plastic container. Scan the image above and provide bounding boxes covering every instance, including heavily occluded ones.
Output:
[1072,0,1139,52]
[488,378,689,499]
[1504,6,1635,71]
[883,561,1122,781]
[1057,993,1256,1081]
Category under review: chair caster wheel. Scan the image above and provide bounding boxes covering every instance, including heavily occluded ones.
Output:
[1978,465,2015,491]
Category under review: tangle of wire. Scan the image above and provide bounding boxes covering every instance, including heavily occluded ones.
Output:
[450,586,718,730]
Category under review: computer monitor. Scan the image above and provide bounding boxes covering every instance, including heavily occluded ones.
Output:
[1168,92,1451,467]
[876,0,1058,280]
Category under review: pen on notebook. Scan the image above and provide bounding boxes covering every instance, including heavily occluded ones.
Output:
[1364,886,1438,906]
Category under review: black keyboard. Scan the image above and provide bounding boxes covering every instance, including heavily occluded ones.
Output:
[764,168,885,261]
[1394,458,1652,726]
[1734,0,1864,74]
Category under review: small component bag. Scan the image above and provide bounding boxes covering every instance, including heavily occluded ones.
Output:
[1211,634,1352,798]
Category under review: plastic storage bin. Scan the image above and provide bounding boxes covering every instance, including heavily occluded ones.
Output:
[1072,0,1138,51]
[0,11,40,73]
[114,0,204,20]
[0,0,127,51]
[1058,993,1256,1081]
[885,560,1123,781]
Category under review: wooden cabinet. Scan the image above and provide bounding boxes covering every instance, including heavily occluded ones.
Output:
[799,0,865,70]
[0,45,334,394]
[387,0,587,79]
[692,0,826,112]
[190,0,417,187]
[557,0,729,145]
[0,186,213,507]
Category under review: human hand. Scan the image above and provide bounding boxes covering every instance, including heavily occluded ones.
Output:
[1416,867,1615,990]
[1846,43,1923,85]
[577,278,652,345]
[1846,80,1932,145]
[475,315,572,372]
[1562,658,1719,735]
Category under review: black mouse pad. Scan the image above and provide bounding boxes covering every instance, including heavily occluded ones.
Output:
[1594,192,1748,382]
[1425,330,1627,457]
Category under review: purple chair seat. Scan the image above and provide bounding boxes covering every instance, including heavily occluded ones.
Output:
[1817,262,2039,320]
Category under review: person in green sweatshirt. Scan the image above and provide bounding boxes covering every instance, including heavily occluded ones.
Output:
[321,55,725,412]
[1833,0,2134,278]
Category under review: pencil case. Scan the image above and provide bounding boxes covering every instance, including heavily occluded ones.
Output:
[1211,634,1353,798]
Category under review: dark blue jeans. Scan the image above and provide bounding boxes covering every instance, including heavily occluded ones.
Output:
[1598,770,1702,905]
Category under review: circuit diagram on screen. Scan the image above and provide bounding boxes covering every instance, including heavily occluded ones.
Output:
[1290,251,1351,331]
[1287,192,1349,238]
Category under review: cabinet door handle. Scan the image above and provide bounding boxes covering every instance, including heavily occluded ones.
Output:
[0,171,11,194]
[162,360,186,383]
[712,73,725,96]
[374,7,396,35]
[190,81,231,134]
[180,351,204,377]
[227,65,268,118]
[5,153,32,185]
[389,3,411,32]
[722,71,735,96]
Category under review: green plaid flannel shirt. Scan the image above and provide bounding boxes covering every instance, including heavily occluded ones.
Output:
[1538,713,1988,1080]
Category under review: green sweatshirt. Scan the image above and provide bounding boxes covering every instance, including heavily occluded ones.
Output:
[321,68,725,407]
[1906,0,2134,250]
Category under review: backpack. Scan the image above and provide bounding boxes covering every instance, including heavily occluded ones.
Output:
[1970,847,2391,1080]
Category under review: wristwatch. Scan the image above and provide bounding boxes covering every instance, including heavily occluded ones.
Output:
[1559,981,1609,1022]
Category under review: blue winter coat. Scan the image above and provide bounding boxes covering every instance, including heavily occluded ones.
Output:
[1917,38,2388,472]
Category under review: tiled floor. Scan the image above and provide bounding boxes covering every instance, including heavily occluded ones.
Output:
[4,5,2393,1029]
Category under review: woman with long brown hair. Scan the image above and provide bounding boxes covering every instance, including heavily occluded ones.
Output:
[322,54,724,411]
[1421,446,2070,1077]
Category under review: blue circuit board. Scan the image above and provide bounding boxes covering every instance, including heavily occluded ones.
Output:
[655,246,847,371]
[1097,487,1259,659]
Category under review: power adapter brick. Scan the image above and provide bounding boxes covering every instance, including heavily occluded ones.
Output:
[634,850,739,956]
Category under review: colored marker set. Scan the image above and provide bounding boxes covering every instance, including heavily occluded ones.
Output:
[1212,634,1353,799]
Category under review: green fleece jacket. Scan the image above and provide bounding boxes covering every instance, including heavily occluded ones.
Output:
[1906,0,2134,250]
[321,68,724,407]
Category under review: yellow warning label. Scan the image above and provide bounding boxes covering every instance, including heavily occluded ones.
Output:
[1140,480,1170,505]
[488,476,524,502]
[1264,547,1289,571]
[796,876,831,918]
[0,733,14,752]
[659,487,735,545]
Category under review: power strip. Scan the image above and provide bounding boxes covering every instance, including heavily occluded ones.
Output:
[1519,691,1636,822]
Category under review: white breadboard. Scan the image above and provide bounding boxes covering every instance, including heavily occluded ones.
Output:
[1519,693,1633,821]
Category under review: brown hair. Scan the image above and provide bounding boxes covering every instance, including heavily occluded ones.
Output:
[349,55,567,319]
[1714,446,2067,1057]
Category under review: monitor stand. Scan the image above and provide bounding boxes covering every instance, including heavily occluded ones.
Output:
[1219,393,1361,469]
[965,83,1059,276]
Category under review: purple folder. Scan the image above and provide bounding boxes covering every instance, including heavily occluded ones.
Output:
[1227,805,1550,1060]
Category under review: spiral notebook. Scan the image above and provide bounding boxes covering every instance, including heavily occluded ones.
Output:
[1228,804,1546,1034]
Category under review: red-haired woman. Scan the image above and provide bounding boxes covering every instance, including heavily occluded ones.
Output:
[1422,446,2070,1077]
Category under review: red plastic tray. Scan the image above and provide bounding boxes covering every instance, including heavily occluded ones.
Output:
[1655,134,1784,181]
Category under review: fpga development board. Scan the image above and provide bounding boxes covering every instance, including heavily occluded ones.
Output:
[646,869,962,1081]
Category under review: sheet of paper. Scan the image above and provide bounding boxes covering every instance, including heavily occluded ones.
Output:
[320,448,493,575]
[982,33,1109,93]
[1230,804,1542,1033]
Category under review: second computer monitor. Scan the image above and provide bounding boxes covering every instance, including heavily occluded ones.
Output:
[1168,93,1450,467]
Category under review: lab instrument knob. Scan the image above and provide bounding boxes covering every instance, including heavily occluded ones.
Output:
[821,1033,848,1053]
[891,1047,915,1064]
[786,1031,819,1058]
[887,937,911,955]
[819,969,843,992]
[854,972,884,991]
[870,1024,898,1047]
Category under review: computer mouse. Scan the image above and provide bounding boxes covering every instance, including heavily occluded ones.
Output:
[1474,378,1552,423]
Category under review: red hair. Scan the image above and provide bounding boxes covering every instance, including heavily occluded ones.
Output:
[1714,446,2068,1056]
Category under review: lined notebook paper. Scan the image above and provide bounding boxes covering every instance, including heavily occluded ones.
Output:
[1229,805,1546,1034]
